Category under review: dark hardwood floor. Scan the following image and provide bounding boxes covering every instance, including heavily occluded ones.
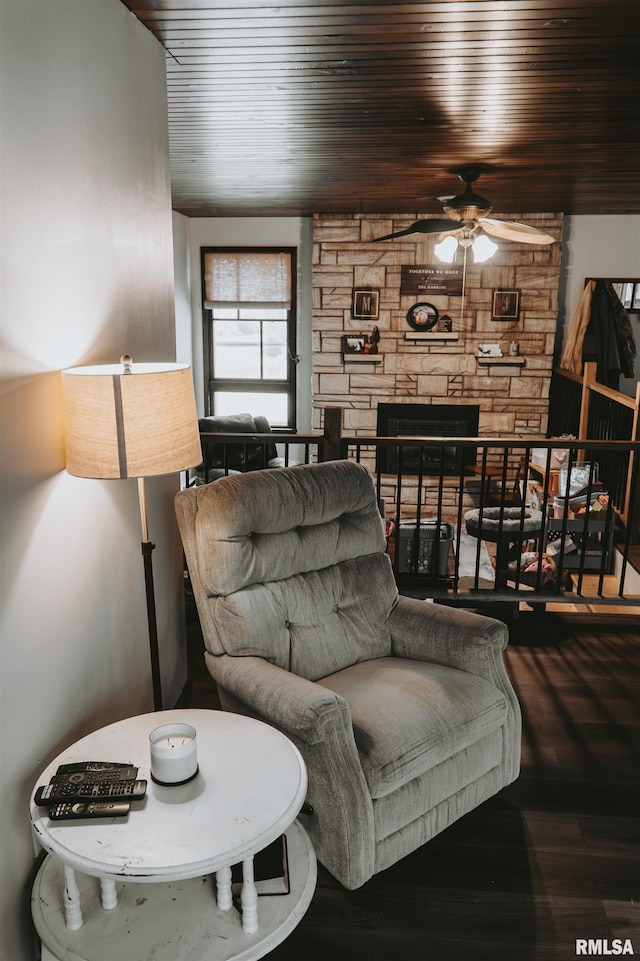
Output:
[184,592,640,961]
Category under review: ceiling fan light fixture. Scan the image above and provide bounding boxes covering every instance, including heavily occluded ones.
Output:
[472,234,499,262]
[434,235,458,263]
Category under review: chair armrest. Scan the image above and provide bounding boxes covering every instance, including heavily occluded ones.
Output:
[206,652,376,889]
[389,596,508,677]
[205,653,353,747]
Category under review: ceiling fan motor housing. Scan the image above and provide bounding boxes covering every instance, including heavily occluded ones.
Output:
[443,188,493,222]
[443,166,493,221]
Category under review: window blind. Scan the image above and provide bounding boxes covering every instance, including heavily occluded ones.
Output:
[204,251,292,308]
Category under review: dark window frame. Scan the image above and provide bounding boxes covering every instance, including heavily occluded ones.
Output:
[200,246,298,429]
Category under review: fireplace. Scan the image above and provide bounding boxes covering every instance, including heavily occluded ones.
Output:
[376,403,480,475]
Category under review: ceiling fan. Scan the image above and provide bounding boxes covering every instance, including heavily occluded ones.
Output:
[373,167,556,259]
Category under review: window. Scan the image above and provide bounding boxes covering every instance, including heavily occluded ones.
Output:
[612,280,640,313]
[201,248,297,428]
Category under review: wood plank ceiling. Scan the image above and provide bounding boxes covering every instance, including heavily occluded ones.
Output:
[122,1,640,219]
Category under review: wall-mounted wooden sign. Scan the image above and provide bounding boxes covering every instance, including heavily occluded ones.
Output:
[400,265,463,297]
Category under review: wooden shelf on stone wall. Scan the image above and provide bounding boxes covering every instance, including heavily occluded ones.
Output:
[404,332,459,342]
[342,353,382,364]
[476,356,526,372]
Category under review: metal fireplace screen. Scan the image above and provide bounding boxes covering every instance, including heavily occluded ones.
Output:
[376,403,480,475]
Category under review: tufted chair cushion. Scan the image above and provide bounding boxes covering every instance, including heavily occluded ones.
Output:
[187,460,397,680]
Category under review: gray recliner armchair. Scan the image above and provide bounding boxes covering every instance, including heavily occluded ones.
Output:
[175,460,521,890]
[197,412,288,483]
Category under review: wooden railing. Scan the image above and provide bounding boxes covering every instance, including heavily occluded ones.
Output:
[196,417,640,611]
[337,434,639,608]
[548,362,640,532]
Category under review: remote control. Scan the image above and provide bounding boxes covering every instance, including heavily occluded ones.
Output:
[55,764,138,782]
[48,801,130,821]
[56,761,136,775]
[50,771,138,790]
[35,779,147,806]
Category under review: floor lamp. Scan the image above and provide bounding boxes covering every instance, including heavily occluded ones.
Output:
[61,356,202,711]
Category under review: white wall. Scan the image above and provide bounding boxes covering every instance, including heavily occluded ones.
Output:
[174,215,314,429]
[559,215,640,394]
[173,211,193,365]
[0,3,183,958]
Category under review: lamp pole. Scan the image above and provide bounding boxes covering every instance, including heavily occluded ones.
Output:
[61,357,202,714]
[138,477,163,711]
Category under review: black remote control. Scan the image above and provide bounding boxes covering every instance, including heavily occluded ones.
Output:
[56,761,137,776]
[50,770,138,789]
[48,801,130,821]
[35,779,147,806]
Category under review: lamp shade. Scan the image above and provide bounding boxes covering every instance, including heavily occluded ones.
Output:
[62,361,202,479]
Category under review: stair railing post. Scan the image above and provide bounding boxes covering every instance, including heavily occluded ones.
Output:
[321,407,344,462]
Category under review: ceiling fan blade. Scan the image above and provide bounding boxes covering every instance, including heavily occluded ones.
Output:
[373,218,455,242]
[479,218,555,245]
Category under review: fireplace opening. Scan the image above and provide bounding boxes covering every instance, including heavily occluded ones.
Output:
[376,403,480,475]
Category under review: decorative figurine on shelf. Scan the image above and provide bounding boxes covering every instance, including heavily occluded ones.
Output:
[364,325,380,354]
[438,314,453,332]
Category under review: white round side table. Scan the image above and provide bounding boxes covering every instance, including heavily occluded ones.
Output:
[30,709,316,961]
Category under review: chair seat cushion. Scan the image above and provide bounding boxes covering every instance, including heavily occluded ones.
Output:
[318,656,508,799]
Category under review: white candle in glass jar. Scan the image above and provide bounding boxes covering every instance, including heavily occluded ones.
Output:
[149,723,198,785]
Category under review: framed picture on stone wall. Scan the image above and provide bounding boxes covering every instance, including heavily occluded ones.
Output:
[492,289,520,321]
[352,288,380,320]
[342,334,367,355]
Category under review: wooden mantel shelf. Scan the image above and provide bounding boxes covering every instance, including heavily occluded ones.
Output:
[343,354,382,364]
[405,332,459,342]
[477,356,526,367]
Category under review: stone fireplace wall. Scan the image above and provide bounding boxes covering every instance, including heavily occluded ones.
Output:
[311,212,564,440]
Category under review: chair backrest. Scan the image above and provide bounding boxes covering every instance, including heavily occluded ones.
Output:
[175,460,398,681]
[198,413,278,472]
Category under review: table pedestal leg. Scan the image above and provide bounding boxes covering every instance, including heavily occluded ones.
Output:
[100,878,118,910]
[63,866,83,930]
[215,864,233,911]
[241,857,258,934]
[494,540,510,589]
